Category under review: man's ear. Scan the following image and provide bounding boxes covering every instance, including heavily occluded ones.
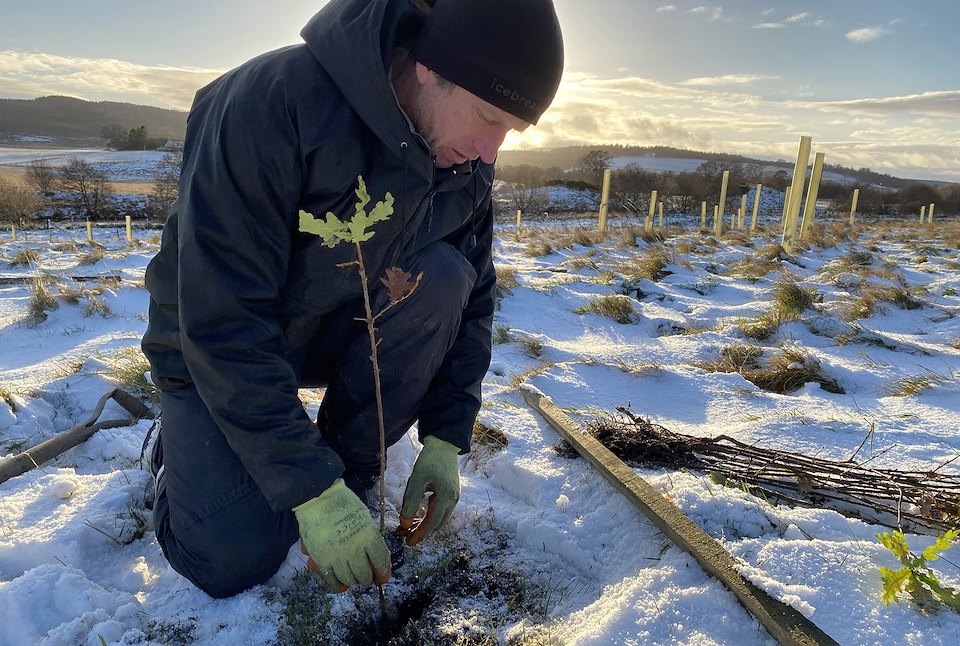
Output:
[414,61,433,86]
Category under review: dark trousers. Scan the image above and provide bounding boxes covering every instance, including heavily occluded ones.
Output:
[153,241,476,598]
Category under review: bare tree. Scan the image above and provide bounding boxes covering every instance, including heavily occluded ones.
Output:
[507,182,549,215]
[24,159,59,197]
[149,152,182,220]
[0,178,42,227]
[58,158,112,219]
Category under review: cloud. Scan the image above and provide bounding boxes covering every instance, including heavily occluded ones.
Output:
[845,26,893,43]
[0,50,222,110]
[760,8,775,17]
[753,22,784,29]
[504,73,960,182]
[682,74,780,87]
[812,91,960,118]
[785,12,809,23]
[655,4,677,12]
[687,6,723,21]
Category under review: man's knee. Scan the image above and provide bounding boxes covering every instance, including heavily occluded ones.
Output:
[154,471,298,598]
[157,514,296,598]
[404,242,477,317]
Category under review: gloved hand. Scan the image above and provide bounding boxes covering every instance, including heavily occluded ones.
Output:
[398,435,461,546]
[293,478,391,591]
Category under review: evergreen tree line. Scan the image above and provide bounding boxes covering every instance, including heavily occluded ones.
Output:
[102,124,169,151]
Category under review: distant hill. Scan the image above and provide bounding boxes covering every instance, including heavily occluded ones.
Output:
[0,96,187,144]
[497,145,936,190]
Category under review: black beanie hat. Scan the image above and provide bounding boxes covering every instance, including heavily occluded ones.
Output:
[412,0,564,125]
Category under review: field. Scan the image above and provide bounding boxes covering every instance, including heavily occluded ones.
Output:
[1,216,959,645]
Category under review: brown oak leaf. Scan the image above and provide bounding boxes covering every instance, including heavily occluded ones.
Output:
[380,267,423,303]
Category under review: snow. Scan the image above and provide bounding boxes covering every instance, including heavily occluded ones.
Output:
[1,220,960,644]
[0,147,168,182]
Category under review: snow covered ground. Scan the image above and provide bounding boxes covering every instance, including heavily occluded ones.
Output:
[0,148,168,182]
[1,218,959,645]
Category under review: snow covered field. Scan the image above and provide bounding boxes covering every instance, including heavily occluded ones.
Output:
[1,218,959,645]
[0,148,168,182]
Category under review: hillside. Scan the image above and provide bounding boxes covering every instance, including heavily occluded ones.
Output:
[497,145,924,190]
[0,96,187,144]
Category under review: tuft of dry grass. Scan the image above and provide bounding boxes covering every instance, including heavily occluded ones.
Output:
[702,343,843,394]
[100,347,160,405]
[576,294,637,324]
[524,241,553,257]
[637,229,667,244]
[771,279,819,320]
[83,296,114,318]
[23,278,59,327]
[9,248,40,267]
[519,337,543,358]
[737,311,782,341]
[495,265,520,307]
[471,419,509,454]
[886,374,948,397]
[618,246,671,282]
[78,242,106,266]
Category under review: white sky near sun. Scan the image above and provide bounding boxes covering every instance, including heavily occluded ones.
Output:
[0,0,958,181]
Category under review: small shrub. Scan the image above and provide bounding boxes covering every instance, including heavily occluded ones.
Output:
[576,294,636,324]
[83,296,113,318]
[492,324,510,345]
[841,296,875,321]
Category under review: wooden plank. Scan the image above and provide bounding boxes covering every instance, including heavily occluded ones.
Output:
[521,387,839,646]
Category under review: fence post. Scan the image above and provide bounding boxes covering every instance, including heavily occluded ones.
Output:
[700,201,707,230]
[751,183,762,231]
[86,220,93,243]
[712,205,719,235]
[714,171,729,236]
[739,195,748,229]
[645,189,657,232]
[597,169,611,236]
[928,203,935,223]
[799,151,825,241]
[11,225,16,242]
[849,188,860,226]
[919,206,927,223]
[515,209,522,240]
[125,216,132,242]
[782,135,812,251]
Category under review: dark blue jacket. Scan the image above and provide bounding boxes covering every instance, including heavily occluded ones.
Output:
[142,0,495,512]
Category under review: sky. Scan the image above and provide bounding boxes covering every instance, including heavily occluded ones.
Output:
[0,0,958,182]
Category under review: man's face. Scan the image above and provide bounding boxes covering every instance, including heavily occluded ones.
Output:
[407,62,531,168]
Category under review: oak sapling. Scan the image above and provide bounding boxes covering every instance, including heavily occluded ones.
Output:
[877,527,960,614]
[299,175,422,605]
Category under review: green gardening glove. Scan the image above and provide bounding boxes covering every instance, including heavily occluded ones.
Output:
[293,478,391,590]
[398,435,461,546]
